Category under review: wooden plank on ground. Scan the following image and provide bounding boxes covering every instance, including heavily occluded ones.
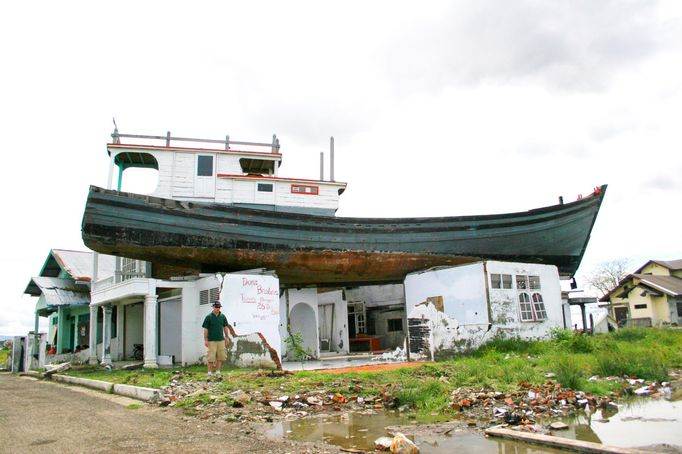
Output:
[485,428,652,454]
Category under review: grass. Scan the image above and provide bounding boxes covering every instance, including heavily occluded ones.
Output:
[0,347,9,368]
[63,327,682,418]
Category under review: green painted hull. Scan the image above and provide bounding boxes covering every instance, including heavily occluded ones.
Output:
[82,185,606,285]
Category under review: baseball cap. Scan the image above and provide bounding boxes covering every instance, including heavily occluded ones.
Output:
[211,301,222,308]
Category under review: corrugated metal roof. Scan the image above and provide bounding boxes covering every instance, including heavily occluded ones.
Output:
[30,277,90,315]
[51,249,116,281]
[25,249,117,295]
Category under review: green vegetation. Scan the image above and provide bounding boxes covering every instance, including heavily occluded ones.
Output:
[0,345,9,368]
[64,328,682,418]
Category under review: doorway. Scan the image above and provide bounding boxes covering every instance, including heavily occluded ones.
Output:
[614,306,629,327]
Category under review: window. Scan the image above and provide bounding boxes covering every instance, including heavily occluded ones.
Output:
[491,273,512,289]
[532,293,547,320]
[197,155,213,176]
[257,183,273,192]
[200,287,220,305]
[387,318,403,332]
[517,275,546,321]
[291,184,319,195]
[634,304,648,310]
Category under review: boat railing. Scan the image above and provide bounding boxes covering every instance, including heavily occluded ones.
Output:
[111,126,280,153]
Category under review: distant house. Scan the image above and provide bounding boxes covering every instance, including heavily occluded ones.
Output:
[599,259,682,327]
[24,249,115,358]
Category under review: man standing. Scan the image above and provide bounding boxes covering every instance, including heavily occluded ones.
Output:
[202,301,230,381]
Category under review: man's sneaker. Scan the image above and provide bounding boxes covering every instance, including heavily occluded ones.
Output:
[215,372,222,381]
[207,372,213,382]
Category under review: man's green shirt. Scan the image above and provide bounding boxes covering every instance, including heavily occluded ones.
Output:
[202,312,228,341]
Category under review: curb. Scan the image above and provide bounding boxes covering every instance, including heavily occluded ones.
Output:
[52,374,160,402]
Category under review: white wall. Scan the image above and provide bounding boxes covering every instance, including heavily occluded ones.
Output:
[404,261,564,359]
[286,288,319,359]
[124,303,144,359]
[318,290,349,354]
[221,274,282,367]
[159,297,182,363]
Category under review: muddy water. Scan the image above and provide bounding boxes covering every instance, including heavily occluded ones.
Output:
[268,398,681,453]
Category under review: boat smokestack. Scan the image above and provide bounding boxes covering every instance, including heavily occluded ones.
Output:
[330,136,335,182]
[320,152,324,181]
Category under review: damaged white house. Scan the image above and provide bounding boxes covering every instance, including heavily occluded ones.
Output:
[405,261,569,359]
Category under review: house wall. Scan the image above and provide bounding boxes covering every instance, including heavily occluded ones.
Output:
[639,263,671,276]
[285,288,319,360]
[124,303,144,359]
[222,274,281,368]
[159,297,182,362]
[669,297,682,325]
[318,290,349,354]
[405,261,563,359]
[182,277,216,366]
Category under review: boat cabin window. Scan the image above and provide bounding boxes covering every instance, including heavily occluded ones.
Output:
[197,155,214,177]
[257,183,274,192]
[490,273,512,289]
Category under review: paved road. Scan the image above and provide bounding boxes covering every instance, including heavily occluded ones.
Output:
[0,373,322,454]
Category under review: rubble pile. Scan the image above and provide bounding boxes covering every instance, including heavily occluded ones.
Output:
[155,369,680,430]
[157,372,397,423]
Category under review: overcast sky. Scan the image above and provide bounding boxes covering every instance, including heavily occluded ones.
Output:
[2,1,681,335]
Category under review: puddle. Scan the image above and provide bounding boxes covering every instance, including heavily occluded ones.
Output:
[267,412,562,453]
[553,399,682,449]
[268,398,682,453]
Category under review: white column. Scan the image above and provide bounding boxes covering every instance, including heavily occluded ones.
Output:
[88,305,98,364]
[143,294,158,368]
[101,305,112,365]
[116,305,124,360]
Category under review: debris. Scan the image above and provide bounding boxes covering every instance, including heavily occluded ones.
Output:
[44,362,71,377]
[549,422,569,430]
[373,347,406,362]
[634,386,651,396]
[390,432,419,453]
[269,401,283,411]
[375,436,393,451]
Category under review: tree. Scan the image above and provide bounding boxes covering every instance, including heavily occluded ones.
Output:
[584,259,631,297]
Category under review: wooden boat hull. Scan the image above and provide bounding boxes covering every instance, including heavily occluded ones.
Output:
[81,185,606,286]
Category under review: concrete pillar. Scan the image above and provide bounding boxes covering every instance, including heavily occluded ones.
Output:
[580,304,587,332]
[101,305,112,365]
[56,306,64,354]
[88,305,98,364]
[33,313,40,359]
[116,305,125,361]
[143,294,158,368]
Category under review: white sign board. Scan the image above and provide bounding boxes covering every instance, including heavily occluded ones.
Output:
[221,274,281,358]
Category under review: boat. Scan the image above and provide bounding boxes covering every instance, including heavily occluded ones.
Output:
[82,185,606,286]
[81,129,606,286]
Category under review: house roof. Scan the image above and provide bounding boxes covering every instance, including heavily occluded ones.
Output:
[24,249,116,295]
[634,259,682,274]
[634,274,682,297]
[29,277,90,316]
[600,273,682,301]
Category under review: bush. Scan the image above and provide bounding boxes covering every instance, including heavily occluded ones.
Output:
[612,328,648,342]
[395,378,449,412]
[553,356,585,390]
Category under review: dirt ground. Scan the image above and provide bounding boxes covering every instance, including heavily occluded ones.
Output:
[318,362,426,374]
[0,373,335,454]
